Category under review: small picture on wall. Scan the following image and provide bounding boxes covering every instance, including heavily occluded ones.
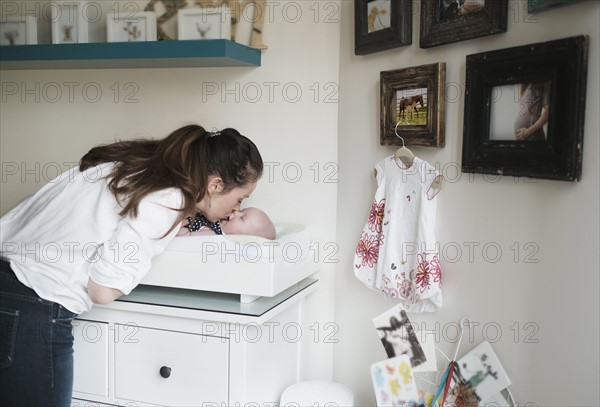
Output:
[380,62,445,147]
[396,88,428,127]
[373,306,427,368]
[462,36,589,181]
[420,0,507,48]
[439,0,486,20]
[367,0,391,33]
[489,82,551,142]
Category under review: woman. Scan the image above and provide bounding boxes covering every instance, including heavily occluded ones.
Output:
[514,82,550,141]
[0,124,263,406]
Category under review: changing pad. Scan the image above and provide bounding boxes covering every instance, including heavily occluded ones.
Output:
[141,224,319,302]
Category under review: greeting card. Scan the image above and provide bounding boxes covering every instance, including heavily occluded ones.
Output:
[457,341,511,402]
[371,354,419,406]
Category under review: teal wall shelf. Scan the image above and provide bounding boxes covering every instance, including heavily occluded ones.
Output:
[0,39,261,70]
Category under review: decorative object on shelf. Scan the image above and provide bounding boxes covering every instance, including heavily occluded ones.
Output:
[462,36,589,182]
[51,0,89,44]
[227,0,267,50]
[144,0,187,40]
[527,0,592,13]
[354,0,412,55]
[106,11,158,42]
[178,6,231,40]
[144,0,267,49]
[419,0,508,49]
[0,16,37,46]
[380,63,446,148]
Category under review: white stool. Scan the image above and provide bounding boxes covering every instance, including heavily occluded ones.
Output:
[280,380,354,406]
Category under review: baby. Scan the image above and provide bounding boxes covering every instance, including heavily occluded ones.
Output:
[177,207,276,240]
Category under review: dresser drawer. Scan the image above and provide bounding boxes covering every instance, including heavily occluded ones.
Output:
[114,324,229,406]
[73,319,109,397]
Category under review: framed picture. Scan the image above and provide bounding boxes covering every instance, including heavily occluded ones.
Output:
[354,0,412,55]
[178,6,231,40]
[419,0,508,49]
[0,16,37,46]
[106,11,157,42]
[527,0,593,13]
[51,1,88,44]
[380,63,446,148]
[462,36,589,181]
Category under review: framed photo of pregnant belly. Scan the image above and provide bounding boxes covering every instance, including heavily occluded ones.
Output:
[462,36,589,182]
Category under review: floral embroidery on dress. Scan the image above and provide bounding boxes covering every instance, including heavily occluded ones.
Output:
[415,253,442,292]
[368,199,385,233]
[356,232,383,268]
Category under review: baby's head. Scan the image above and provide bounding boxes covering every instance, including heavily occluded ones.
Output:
[220,207,276,240]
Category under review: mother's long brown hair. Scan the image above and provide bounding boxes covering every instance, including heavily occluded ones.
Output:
[79,125,263,235]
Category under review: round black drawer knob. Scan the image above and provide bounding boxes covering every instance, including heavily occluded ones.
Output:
[159,366,172,378]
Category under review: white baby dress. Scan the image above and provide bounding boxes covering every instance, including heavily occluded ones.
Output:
[354,156,443,312]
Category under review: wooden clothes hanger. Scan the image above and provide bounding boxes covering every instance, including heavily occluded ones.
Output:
[394,122,414,168]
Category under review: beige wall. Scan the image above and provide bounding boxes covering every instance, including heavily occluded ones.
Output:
[335,1,599,405]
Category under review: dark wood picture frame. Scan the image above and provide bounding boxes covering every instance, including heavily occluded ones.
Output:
[380,63,446,148]
[420,0,508,49]
[528,0,592,14]
[355,0,412,55]
[462,36,589,181]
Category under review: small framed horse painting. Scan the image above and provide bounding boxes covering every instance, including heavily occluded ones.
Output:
[462,36,589,181]
[380,63,446,148]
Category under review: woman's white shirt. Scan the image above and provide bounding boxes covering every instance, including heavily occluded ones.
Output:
[0,163,183,314]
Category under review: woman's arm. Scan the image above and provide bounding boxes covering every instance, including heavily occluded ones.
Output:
[87,279,123,304]
[515,103,549,141]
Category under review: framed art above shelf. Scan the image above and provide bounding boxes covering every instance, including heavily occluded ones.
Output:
[0,39,261,70]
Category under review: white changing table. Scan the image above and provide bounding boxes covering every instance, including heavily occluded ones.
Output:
[72,278,318,406]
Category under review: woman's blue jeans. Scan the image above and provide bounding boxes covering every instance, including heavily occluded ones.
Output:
[0,259,77,406]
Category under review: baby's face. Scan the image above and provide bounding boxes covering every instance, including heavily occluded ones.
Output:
[220,207,264,236]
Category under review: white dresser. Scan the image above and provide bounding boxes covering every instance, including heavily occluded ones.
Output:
[71,279,318,406]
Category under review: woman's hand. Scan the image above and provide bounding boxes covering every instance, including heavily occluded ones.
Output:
[515,127,530,141]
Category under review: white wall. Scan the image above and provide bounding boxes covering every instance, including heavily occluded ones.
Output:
[335,1,599,406]
[0,0,340,384]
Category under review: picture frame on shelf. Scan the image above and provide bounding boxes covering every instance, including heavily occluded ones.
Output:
[0,16,37,46]
[178,6,231,40]
[51,0,89,44]
[380,63,446,148]
[462,36,589,182]
[354,0,412,55]
[527,0,592,13]
[419,0,508,49]
[106,11,157,42]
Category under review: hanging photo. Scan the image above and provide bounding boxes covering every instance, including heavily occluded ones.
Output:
[420,0,508,48]
[354,0,412,55]
[373,307,427,368]
[462,35,589,181]
[380,62,446,147]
